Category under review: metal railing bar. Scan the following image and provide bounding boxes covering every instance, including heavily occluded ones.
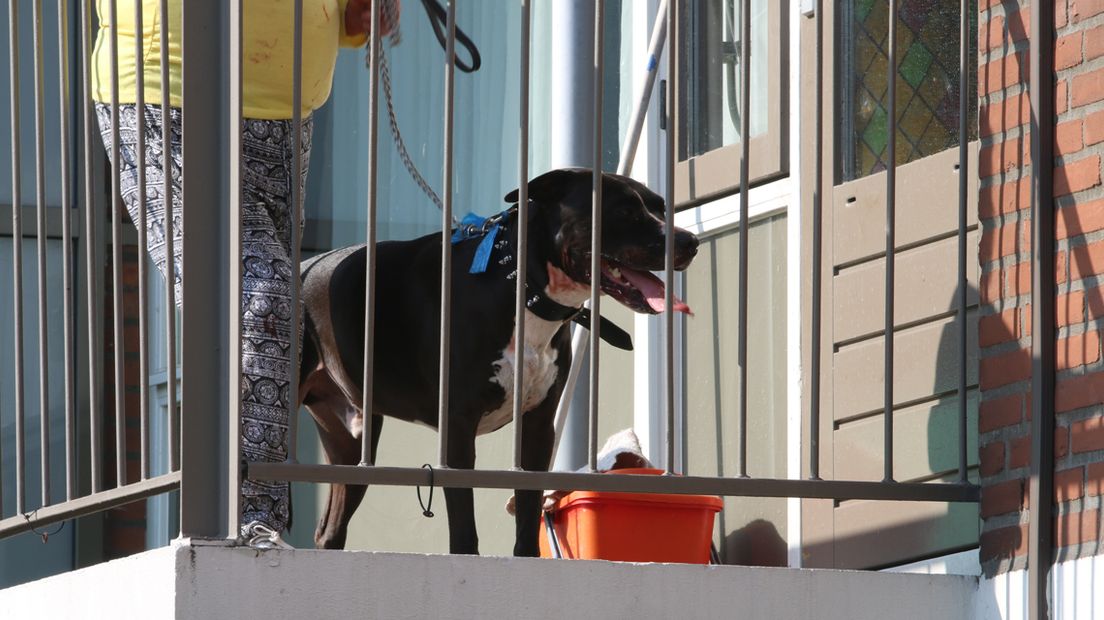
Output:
[80,0,102,493]
[883,0,897,484]
[248,462,981,503]
[956,0,969,485]
[438,0,456,468]
[134,0,150,481]
[8,0,24,515]
[108,0,126,489]
[359,0,381,468]
[57,0,75,501]
[33,0,51,507]
[286,0,304,464]
[809,0,823,481]
[664,0,676,474]
[159,0,177,473]
[1028,1,1056,617]
[512,0,530,471]
[736,0,750,479]
[227,0,244,536]
[0,472,180,539]
[588,0,603,472]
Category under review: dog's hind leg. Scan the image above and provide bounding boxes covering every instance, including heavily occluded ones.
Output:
[314,413,383,550]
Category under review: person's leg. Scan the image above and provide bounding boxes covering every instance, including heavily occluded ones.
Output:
[238,116,313,542]
[94,103,184,304]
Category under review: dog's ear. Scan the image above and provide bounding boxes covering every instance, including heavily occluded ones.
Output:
[504,168,591,204]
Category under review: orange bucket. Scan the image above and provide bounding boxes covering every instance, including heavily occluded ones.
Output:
[538,468,722,564]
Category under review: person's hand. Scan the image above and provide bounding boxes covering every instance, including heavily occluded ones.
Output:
[345,0,401,38]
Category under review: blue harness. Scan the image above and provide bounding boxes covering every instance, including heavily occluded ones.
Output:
[450,208,514,274]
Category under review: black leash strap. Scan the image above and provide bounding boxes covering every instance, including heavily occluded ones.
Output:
[23,510,65,544]
[416,463,436,518]
[543,511,563,559]
[419,0,482,73]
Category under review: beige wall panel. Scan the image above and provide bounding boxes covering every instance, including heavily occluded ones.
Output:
[833,312,979,422]
[833,232,980,344]
[833,392,979,482]
[832,145,979,267]
[598,302,639,441]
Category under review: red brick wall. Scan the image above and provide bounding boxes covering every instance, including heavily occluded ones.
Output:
[978,0,1104,576]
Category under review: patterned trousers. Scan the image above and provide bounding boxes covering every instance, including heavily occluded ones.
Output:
[96,103,312,533]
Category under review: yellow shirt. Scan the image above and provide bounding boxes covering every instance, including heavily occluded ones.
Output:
[92,0,367,119]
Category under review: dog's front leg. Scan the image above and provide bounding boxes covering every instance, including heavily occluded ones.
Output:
[444,418,479,554]
[513,398,556,557]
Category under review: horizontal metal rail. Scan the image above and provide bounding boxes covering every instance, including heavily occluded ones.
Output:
[248,463,979,503]
[0,473,181,539]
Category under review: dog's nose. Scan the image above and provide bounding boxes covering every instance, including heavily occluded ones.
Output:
[679,234,700,258]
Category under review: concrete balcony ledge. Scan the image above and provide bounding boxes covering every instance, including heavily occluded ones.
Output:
[2,540,980,619]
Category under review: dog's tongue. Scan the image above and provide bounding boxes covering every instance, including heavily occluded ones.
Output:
[620,266,692,315]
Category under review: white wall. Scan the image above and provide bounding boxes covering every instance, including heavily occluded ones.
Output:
[977,556,1104,620]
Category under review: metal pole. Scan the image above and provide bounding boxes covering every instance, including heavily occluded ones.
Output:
[438,0,456,467]
[512,0,531,471]
[57,0,75,501]
[226,0,243,537]
[160,0,178,472]
[737,0,750,479]
[588,1,604,472]
[1028,1,1056,617]
[618,0,667,177]
[80,0,102,493]
[957,0,968,484]
[285,0,304,464]
[134,0,150,481]
[359,0,381,468]
[108,0,126,489]
[32,0,51,505]
[8,0,25,514]
[883,0,897,483]
[809,0,823,481]
[665,0,677,474]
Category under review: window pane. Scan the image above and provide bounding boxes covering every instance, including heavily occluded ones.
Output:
[679,0,770,161]
[837,0,978,182]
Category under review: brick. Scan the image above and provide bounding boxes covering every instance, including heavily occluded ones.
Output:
[1056,509,1099,548]
[1070,240,1104,280]
[980,524,1029,562]
[980,92,1031,137]
[1071,416,1104,452]
[1058,331,1101,370]
[1009,435,1031,469]
[980,267,1002,304]
[980,440,1006,477]
[1057,372,1104,413]
[980,137,1025,177]
[1056,467,1085,502]
[1058,199,1104,238]
[983,52,1027,95]
[1072,66,1104,109]
[979,178,1030,218]
[1058,0,1070,27]
[1056,32,1083,70]
[981,478,1027,518]
[980,308,1020,347]
[1088,26,1104,61]
[1088,462,1104,496]
[1010,256,1066,298]
[1087,110,1104,146]
[1059,79,1070,115]
[1057,289,1085,328]
[1056,119,1084,156]
[1057,426,1070,459]
[1071,0,1104,22]
[980,347,1032,390]
[1055,156,1102,197]
[980,393,1024,433]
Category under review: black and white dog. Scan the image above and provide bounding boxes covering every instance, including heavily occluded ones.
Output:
[297,168,699,555]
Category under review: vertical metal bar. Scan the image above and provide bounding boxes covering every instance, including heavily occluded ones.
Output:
[57,0,75,501]
[617,0,667,177]
[134,0,150,481]
[226,0,243,537]
[736,0,750,479]
[512,0,531,471]
[883,0,897,483]
[108,0,126,489]
[159,0,177,472]
[9,0,26,514]
[32,0,51,505]
[809,0,823,481]
[665,0,677,475]
[956,0,968,483]
[80,0,102,493]
[179,0,235,539]
[588,0,603,473]
[1028,1,1055,617]
[438,0,456,468]
[285,0,304,464]
[359,0,381,468]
